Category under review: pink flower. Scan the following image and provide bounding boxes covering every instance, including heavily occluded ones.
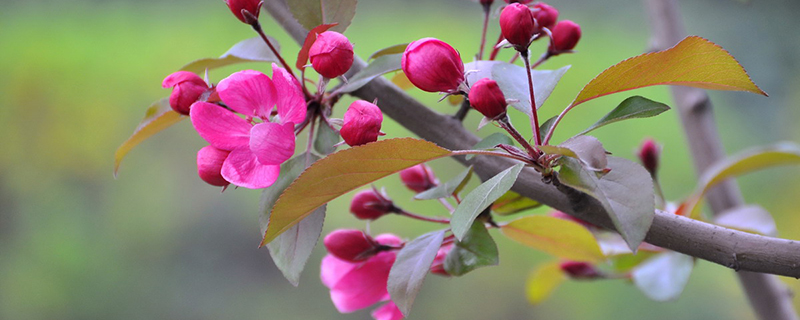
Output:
[532,3,559,31]
[399,164,438,193]
[401,38,465,93]
[189,64,306,189]
[162,71,210,115]
[500,3,537,49]
[309,31,355,79]
[340,100,383,146]
[196,145,231,187]
[468,78,508,120]
[224,0,262,24]
[550,20,582,53]
[371,302,405,320]
[324,229,382,262]
[321,234,403,316]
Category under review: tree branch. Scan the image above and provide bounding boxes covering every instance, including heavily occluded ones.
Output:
[263,0,800,279]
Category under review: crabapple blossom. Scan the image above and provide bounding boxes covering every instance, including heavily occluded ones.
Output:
[309,31,355,79]
[468,78,508,119]
[532,2,559,31]
[350,189,395,220]
[340,100,383,146]
[399,164,439,193]
[500,3,537,49]
[162,71,210,115]
[401,38,465,93]
[196,145,231,187]
[550,20,582,53]
[638,138,661,176]
[324,229,381,262]
[224,0,262,24]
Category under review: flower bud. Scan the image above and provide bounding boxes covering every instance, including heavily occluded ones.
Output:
[162,71,209,115]
[500,3,537,49]
[350,189,394,220]
[429,244,452,276]
[401,38,465,93]
[399,164,439,193]
[340,100,383,146]
[197,145,231,187]
[559,261,601,279]
[224,0,262,24]
[323,229,381,262]
[638,138,660,176]
[468,78,507,119]
[503,0,534,3]
[550,20,581,53]
[532,3,559,31]
[309,31,354,79]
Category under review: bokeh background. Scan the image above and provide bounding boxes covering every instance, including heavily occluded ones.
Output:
[2,0,800,319]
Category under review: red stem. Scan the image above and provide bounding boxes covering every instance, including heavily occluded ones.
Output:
[520,50,541,145]
[396,209,450,224]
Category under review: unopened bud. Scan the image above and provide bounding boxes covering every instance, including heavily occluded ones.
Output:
[340,100,383,146]
[162,71,209,115]
[559,261,601,279]
[401,38,465,93]
[429,244,453,276]
[350,189,394,220]
[399,164,439,193]
[309,31,354,79]
[323,229,381,262]
[469,78,507,119]
[224,0,262,25]
[500,3,538,49]
[197,145,231,187]
[532,3,559,31]
[638,138,660,176]
[550,20,581,53]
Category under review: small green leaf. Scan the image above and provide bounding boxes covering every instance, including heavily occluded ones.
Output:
[466,133,514,161]
[368,43,408,61]
[491,190,541,215]
[632,251,694,301]
[501,215,605,263]
[313,120,340,155]
[451,163,525,240]
[415,166,473,200]
[388,230,446,316]
[538,115,558,143]
[444,220,499,276]
[335,53,402,94]
[559,135,608,172]
[262,138,452,245]
[714,205,777,236]
[289,0,358,33]
[260,154,324,286]
[525,261,567,304]
[181,37,280,74]
[114,98,184,177]
[463,61,569,116]
[579,96,671,135]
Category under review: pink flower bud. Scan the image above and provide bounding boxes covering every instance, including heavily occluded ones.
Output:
[162,71,209,115]
[401,38,465,93]
[323,229,381,262]
[429,244,452,277]
[309,31,354,79]
[559,261,602,279]
[503,0,534,3]
[550,20,582,52]
[468,78,507,119]
[340,100,383,146]
[350,189,394,220]
[500,3,537,49]
[196,145,231,187]
[532,3,559,31]
[399,164,439,193]
[638,138,660,176]
[224,0,262,24]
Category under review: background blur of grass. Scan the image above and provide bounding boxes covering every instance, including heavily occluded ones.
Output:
[1,0,800,319]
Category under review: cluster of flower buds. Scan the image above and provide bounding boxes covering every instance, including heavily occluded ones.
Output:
[401,38,466,94]
[309,31,355,79]
[497,2,580,55]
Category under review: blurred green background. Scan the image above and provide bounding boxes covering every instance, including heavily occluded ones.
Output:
[2,0,800,319]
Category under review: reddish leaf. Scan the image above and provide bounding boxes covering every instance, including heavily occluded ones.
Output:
[114,98,184,177]
[572,36,766,107]
[296,23,338,70]
[261,138,452,245]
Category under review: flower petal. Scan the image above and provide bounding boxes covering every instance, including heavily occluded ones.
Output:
[272,63,307,125]
[217,70,277,119]
[190,102,250,150]
[220,146,280,189]
[321,254,359,289]
[250,122,296,166]
[371,302,404,320]
[162,71,206,88]
[329,251,395,313]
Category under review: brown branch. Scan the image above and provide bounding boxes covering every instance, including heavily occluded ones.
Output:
[263,0,800,280]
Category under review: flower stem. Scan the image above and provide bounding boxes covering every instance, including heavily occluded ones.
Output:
[395,208,450,224]
[497,115,539,158]
[251,22,297,80]
[520,50,541,146]
[477,4,491,60]
[450,149,531,163]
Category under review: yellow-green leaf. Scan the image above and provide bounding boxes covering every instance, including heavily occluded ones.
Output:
[261,138,452,245]
[572,36,766,107]
[502,215,605,263]
[526,261,567,305]
[114,98,184,177]
[491,190,541,215]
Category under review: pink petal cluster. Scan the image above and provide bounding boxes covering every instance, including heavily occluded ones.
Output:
[340,100,383,146]
[401,38,465,94]
[162,71,211,115]
[189,64,306,189]
[321,233,405,320]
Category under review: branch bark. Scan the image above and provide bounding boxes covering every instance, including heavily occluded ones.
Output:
[263,0,800,281]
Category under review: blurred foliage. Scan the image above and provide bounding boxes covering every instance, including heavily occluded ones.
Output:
[1,0,799,319]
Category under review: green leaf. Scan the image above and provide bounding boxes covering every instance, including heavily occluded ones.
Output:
[572,36,766,108]
[262,138,452,245]
[415,166,473,200]
[714,205,776,236]
[335,53,402,94]
[388,230,446,316]
[538,115,557,143]
[501,215,605,263]
[451,163,525,240]
[313,120,340,155]
[444,220,499,276]
[368,43,408,61]
[463,61,569,116]
[260,154,324,286]
[491,190,541,215]
[632,251,694,301]
[525,261,567,304]
[466,133,514,161]
[296,23,338,70]
[181,37,280,74]
[541,136,608,172]
[558,157,655,251]
[114,98,184,177]
[288,0,358,33]
[579,96,671,135]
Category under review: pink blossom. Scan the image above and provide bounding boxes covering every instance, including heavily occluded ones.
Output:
[371,301,405,320]
[399,164,439,193]
[550,20,582,53]
[309,31,355,79]
[196,145,231,187]
[340,100,383,146]
[500,3,537,49]
[162,71,210,115]
[189,64,306,189]
[468,78,508,120]
[401,38,465,93]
